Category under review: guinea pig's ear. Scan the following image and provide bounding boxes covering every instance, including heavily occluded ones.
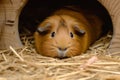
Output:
[37,23,51,35]
[73,25,86,36]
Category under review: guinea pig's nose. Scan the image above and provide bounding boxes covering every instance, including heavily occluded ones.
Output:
[58,47,67,51]
[57,47,67,58]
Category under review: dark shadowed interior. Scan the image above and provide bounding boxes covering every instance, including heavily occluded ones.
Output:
[19,0,113,34]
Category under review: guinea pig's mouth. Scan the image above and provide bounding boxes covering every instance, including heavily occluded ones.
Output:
[57,56,69,59]
[58,51,67,58]
[56,47,68,58]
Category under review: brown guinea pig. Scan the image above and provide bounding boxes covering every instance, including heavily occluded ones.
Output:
[34,7,104,58]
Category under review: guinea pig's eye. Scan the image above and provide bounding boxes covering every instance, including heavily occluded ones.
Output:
[51,32,55,37]
[70,32,74,38]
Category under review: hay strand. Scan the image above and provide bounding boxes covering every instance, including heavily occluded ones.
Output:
[9,46,24,61]
[1,53,7,62]
[86,68,120,75]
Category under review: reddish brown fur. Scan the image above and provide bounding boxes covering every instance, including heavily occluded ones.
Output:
[34,8,103,58]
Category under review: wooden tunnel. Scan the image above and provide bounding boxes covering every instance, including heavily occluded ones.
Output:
[0,0,120,54]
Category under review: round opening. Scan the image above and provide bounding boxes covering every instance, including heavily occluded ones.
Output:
[19,0,113,45]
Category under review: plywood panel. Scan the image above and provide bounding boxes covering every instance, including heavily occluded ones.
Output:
[0,0,120,54]
[98,0,120,53]
[0,0,28,49]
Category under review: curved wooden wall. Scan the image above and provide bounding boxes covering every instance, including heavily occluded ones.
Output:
[0,0,120,54]
[98,0,120,53]
[0,0,27,49]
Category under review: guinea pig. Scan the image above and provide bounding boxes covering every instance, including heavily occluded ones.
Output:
[34,6,104,58]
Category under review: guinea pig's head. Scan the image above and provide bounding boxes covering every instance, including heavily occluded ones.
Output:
[34,15,86,58]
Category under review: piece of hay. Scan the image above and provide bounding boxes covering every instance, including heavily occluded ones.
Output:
[9,46,24,61]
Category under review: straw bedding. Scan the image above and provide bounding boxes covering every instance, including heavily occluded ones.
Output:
[0,30,120,80]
